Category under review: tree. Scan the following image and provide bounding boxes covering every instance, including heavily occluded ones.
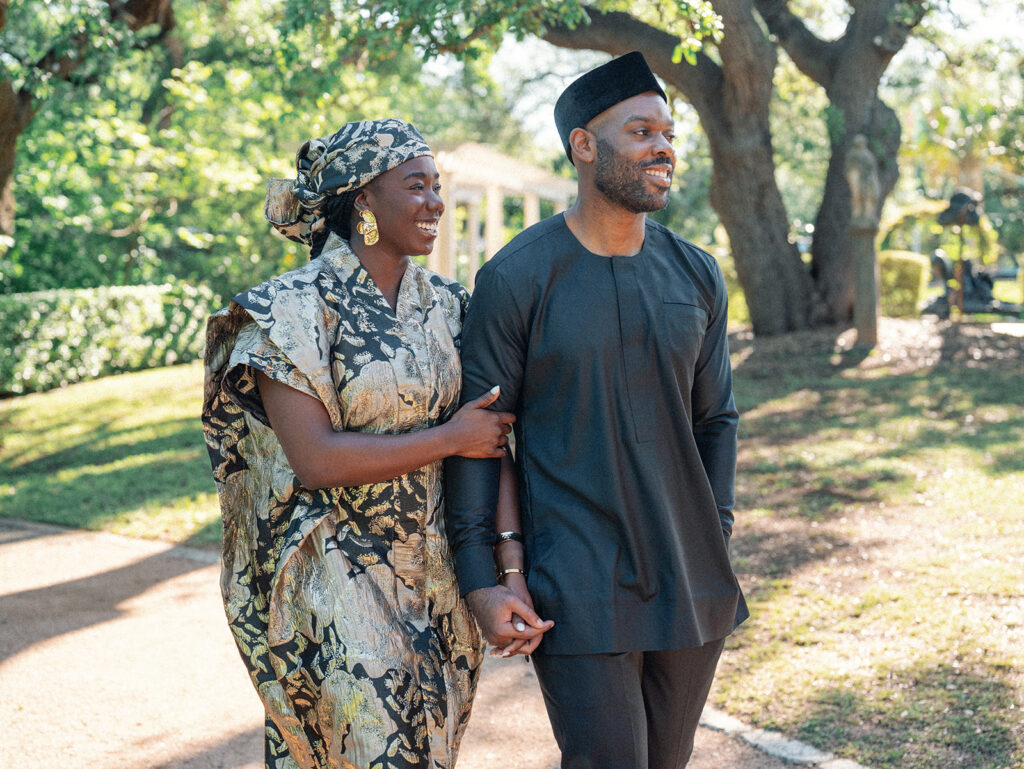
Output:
[0,0,177,241]
[282,0,934,335]
[1,0,540,298]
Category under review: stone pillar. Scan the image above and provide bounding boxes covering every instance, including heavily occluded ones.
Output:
[465,199,482,292]
[524,193,540,228]
[485,185,504,259]
[845,134,881,347]
[851,228,879,347]
[434,184,457,278]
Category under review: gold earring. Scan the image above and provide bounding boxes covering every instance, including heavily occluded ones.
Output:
[356,209,379,246]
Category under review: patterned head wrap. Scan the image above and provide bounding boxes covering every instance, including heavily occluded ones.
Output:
[264,118,432,245]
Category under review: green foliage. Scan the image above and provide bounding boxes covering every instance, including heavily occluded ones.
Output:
[0,0,154,99]
[883,19,1024,265]
[878,249,928,317]
[772,54,832,233]
[276,0,722,69]
[0,281,215,394]
[2,0,537,301]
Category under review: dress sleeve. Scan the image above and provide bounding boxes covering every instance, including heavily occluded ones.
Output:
[222,320,322,427]
[214,279,344,431]
[444,263,527,594]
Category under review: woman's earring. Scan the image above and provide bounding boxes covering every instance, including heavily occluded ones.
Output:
[356,209,379,246]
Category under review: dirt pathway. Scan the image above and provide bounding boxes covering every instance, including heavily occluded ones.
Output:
[0,520,794,769]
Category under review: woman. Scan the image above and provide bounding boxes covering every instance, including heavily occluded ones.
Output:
[201,118,523,769]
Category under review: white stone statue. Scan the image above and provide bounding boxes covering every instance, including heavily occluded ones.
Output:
[845,134,881,230]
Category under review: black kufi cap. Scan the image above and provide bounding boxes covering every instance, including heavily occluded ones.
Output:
[553,51,667,163]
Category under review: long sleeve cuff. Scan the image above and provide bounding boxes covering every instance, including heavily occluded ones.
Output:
[453,542,498,596]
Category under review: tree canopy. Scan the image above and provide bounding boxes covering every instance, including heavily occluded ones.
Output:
[1,0,1020,336]
[0,0,536,299]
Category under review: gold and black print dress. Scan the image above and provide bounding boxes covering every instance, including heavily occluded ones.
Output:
[201,232,483,769]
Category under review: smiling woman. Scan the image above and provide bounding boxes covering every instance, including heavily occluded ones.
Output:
[199,118,529,769]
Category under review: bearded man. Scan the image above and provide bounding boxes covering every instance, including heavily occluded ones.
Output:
[445,51,749,769]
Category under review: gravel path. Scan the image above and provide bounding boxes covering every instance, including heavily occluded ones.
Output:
[0,519,801,769]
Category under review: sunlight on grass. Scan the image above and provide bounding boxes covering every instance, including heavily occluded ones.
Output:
[0,361,221,546]
[717,342,1024,769]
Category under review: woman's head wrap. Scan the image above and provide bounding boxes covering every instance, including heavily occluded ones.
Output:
[553,51,667,164]
[264,118,432,244]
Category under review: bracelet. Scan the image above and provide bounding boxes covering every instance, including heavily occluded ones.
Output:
[497,567,526,580]
[494,531,524,546]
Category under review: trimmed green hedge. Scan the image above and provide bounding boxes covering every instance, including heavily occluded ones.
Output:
[1,282,217,395]
[879,249,929,318]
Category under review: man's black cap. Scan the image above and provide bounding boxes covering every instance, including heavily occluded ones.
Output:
[553,51,667,164]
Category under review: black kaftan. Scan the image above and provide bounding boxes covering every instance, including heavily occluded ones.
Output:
[446,214,748,655]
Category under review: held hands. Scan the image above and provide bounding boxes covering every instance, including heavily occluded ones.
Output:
[465,584,554,658]
[447,386,516,459]
[495,571,546,657]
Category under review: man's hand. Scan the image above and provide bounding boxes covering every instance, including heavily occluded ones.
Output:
[493,572,546,657]
[465,585,554,655]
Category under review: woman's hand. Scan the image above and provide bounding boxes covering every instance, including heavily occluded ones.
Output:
[445,386,515,458]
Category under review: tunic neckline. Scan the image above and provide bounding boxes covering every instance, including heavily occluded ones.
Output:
[559,212,648,260]
[319,231,422,323]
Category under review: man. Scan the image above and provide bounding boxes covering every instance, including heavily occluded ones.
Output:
[445,51,748,769]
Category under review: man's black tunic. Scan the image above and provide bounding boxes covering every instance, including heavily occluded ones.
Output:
[446,214,748,654]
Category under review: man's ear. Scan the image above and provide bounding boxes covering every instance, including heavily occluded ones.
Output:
[569,127,596,164]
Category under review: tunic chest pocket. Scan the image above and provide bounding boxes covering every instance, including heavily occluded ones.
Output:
[660,297,708,370]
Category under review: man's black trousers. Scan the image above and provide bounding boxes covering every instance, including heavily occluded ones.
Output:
[532,638,726,769]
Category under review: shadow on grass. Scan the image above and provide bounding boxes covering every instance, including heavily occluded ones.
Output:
[0,449,215,527]
[5,416,204,474]
[734,362,1024,523]
[0,411,219,542]
[799,663,1019,769]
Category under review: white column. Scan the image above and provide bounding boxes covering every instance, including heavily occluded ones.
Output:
[434,184,457,278]
[485,185,504,260]
[465,199,482,292]
[524,192,540,228]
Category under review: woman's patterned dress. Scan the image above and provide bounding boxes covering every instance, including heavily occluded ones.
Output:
[201,233,483,769]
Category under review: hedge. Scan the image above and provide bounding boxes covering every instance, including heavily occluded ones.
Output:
[879,249,929,318]
[1,281,218,395]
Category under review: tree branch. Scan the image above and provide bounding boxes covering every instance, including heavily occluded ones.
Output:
[541,9,724,118]
[753,0,836,86]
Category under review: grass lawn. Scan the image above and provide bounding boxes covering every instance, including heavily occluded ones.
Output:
[0,360,221,546]
[715,317,1024,769]
[1,317,1022,768]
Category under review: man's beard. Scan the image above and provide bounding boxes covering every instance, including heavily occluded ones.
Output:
[593,137,670,214]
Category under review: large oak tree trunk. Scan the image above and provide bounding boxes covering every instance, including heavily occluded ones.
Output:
[756,0,920,323]
[0,82,35,238]
[707,130,813,333]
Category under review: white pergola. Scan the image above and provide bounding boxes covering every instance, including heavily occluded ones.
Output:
[429,142,577,290]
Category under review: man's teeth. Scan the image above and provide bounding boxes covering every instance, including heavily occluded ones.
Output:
[416,221,438,234]
[645,168,671,180]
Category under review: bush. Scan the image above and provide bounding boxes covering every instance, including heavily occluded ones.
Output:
[878,250,929,318]
[0,282,217,395]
